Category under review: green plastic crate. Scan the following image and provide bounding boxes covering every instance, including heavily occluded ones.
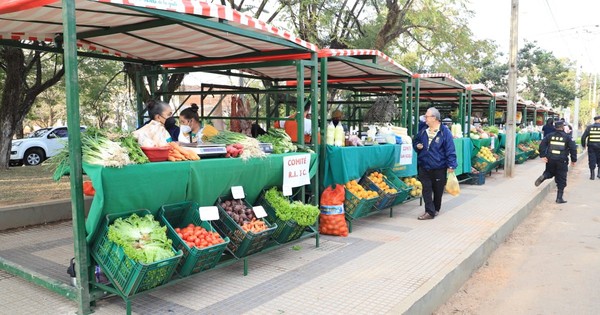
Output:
[158,202,230,277]
[359,171,401,211]
[91,209,182,297]
[344,188,378,220]
[379,168,412,205]
[213,196,277,258]
[471,155,496,173]
[255,191,309,244]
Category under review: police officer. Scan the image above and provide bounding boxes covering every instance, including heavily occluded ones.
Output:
[580,115,600,180]
[534,120,577,203]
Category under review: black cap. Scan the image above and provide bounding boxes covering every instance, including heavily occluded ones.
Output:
[594,115,600,121]
[554,120,564,128]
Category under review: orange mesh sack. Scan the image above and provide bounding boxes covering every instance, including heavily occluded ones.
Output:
[319,184,348,237]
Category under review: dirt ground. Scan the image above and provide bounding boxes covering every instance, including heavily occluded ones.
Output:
[0,165,75,207]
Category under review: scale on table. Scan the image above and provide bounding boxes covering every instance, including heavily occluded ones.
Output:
[179,143,227,158]
[258,143,273,154]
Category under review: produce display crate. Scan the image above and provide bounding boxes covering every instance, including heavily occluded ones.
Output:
[471,155,496,173]
[344,188,378,220]
[379,168,412,205]
[158,202,230,277]
[515,149,529,164]
[467,172,486,185]
[91,209,182,297]
[213,196,277,258]
[255,191,309,244]
[359,171,401,211]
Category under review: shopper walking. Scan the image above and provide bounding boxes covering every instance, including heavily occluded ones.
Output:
[413,107,458,220]
[535,120,577,203]
[580,115,600,180]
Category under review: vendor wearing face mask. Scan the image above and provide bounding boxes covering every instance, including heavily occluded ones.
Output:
[133,99,174,147]
[178,104,203,144]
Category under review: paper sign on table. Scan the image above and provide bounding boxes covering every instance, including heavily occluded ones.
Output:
[283,154,311,188]
[282,185,293,196]
[399,144,413,165]
[199,206,219,221]
[231,186,245,199]
[252,206,268,218]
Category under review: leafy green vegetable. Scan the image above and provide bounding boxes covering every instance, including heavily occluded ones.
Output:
[257,129,297,154]
[206,130,247,144]
[107,213,175,264]
[264,187,319,226]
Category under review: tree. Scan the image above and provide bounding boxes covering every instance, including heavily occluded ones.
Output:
[517,42,576,108]
[0,44,64,169]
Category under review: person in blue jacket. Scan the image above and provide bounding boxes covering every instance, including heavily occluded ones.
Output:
[413,107,458,220]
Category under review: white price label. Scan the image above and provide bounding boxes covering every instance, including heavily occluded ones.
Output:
[231,186,245,199]
[282,185,293,196]
[199,206,219,221]
[252,206,268,218]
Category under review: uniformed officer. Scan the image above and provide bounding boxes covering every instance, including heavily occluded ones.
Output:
[580,115,600,180]
[534,120,577,203]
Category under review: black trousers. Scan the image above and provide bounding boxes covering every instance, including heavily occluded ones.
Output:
[418,167,448,216]
[542,159,568,191]
[587,146,600,169]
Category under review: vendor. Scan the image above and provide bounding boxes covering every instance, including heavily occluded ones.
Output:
[275,102,312,143]
[331,109,348,132]
[133,99,173,147]
[442,116,453,128]
[179,104,203,144]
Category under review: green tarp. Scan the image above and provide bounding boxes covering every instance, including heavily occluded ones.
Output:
[323,144,400,186]
[393,150,418,178]
[453,138,472,176]
[470,138,492,156]
[83,153,318,242]
[498,132,541,149]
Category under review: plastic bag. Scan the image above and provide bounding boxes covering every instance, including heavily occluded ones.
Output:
[319,185,348,237]
[445,172,460,196]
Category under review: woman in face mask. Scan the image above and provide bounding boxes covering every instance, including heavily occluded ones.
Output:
[178,104,203,144]
[133,99,174,147]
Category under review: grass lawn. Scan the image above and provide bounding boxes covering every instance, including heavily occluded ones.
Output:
[0,165,83,207]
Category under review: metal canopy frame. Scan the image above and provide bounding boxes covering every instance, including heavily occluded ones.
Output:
[0,1,321,314]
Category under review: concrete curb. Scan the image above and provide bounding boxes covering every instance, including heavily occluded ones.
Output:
[389,179,555,315]
[0,198,91,231]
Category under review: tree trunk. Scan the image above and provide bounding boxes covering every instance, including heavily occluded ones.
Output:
[123,62,184,104]
[0,46,64,169]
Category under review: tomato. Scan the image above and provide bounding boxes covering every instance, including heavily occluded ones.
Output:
[176,232,184,239]
[186,241,195,248]
[187,223,195,228]
[188,235,198,242]
[174,227,181,233]
[183,231,193,239]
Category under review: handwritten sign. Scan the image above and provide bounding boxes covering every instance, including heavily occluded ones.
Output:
[199,206,219,221]
[399,144,413,165]
[283,154,311,188]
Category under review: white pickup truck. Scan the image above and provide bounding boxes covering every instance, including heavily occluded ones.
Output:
[10,126,86,166]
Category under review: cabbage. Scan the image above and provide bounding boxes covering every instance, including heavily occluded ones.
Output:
[107,213,175,264]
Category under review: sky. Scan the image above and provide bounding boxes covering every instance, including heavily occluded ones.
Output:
[468,0,600,74]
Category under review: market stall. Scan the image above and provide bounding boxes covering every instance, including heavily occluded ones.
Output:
[0,1,323,313]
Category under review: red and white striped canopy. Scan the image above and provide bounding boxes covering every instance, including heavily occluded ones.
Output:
[278,49,412,93]
[414,73,465,104]
[0,0,317,63]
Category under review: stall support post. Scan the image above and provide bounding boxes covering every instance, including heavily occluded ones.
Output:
[295,60,306,202]
[401,81,407,128]
[488,99,494,126]
[467,90,472,130]
[266,95,271,130]
[161,73,168,102]
[522,107,526,126]
[459,93,466,137]
[135,73,144,127]
[309,52,319,206]
[62,0,92,313]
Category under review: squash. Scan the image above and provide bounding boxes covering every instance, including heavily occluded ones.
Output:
[202,125,219,137]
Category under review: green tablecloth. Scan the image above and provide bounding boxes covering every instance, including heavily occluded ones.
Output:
[498,132,539,150]
[453,138,472,176]
[517,133,530,144]
[323,144,400,186]
[530,132,542,140]
[83,153,318,242]
[393,149,418,178]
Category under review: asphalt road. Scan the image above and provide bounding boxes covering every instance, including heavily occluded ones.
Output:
[436,154,600,315]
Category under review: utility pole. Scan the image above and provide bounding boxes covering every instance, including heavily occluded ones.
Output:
[573,61,581,139]
[593,74,598,121]
[505,0,519,177]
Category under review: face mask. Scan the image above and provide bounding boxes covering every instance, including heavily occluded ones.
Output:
[180,125,192,133]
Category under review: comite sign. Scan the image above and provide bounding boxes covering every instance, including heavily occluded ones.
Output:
[283,154,311,188]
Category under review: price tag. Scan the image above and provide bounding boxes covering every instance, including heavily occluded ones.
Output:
[282,185,293,197]
[252,206,268,218]
[199,206,219,221]
[231,186,245,199]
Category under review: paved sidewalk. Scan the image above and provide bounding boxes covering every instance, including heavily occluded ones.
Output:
[0,159,557,315]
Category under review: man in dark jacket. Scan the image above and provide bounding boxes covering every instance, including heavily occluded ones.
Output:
[413,107,458,220]
[535,120,577,203]
[581,115,600,179]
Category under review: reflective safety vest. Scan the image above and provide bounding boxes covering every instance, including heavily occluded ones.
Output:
[548,135,567,159]
[588,126,600,147]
